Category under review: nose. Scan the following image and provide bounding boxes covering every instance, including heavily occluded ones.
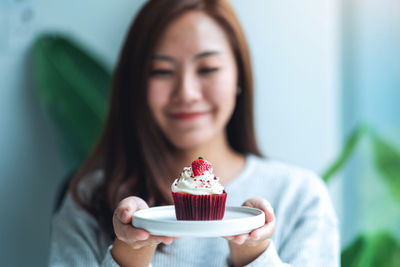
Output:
[172,70,202,104]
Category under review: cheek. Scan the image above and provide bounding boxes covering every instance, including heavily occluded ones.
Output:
[147,80,172,113]
[206,69,237,106]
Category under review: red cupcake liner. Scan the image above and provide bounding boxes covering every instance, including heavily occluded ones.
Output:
[171,191,227,220]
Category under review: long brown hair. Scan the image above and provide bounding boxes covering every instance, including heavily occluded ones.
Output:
[71,0,261,240]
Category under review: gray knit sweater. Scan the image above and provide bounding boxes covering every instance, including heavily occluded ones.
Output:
[49,155,340,266]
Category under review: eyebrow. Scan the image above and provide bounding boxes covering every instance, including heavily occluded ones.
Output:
[152,50,221,62]
[194,51,221,60]
[153,54,175,62]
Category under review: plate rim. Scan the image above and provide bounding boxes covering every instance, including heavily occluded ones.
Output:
[133,205,263,223]
[132,205,265,237]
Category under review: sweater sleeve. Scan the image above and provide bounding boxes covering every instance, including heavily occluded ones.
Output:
[48,193,119,267]
[244,172,340,267]
[244,219,339,267]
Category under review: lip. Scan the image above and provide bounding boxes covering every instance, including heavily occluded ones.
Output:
[169,111,210,121]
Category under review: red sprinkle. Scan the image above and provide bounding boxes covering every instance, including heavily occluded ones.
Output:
[214,177,217,180]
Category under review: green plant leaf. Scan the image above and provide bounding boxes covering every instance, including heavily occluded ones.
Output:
[341,234,366,267]
[31,34,111,169]
[366,232,400,267]
[322,124,369,183]
[371,132,400,203]
[342,231,400,267]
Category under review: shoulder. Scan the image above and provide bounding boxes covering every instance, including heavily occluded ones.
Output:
[53,169,105,226]
[76,169,105,203]
[50,193,111,264]
[248,154,325,190]
[54,192,97,226]
[246,154,336,220]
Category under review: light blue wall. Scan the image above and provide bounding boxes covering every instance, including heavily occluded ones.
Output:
[0,1,145,266]
[0,1,340,266]
[341,0,400,246]
[236,0,340,173]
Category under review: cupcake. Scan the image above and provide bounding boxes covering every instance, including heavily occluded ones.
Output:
[171,157,227,220]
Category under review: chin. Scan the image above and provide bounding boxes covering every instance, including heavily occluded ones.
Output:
[167,130,214,150]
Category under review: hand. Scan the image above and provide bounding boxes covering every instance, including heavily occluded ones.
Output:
[111,196,177,266]
[113,196,176,249]
[225,198,275,245]
[224,198,275,266]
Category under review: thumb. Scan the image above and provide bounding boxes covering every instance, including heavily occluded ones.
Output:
[116,196,149,224]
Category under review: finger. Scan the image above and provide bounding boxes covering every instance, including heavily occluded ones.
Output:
[242,197,269,207]
[115,197,149,224]
[250,219,275,241]
[264,202,275,224]
[232,234,249,245]
[161,237,174,245]
[243,198,275,224]
[242,199,257,208]
[152,235,175,245]
[249,228,261,240]
[131,238,161,249]
[242,198,275,241]
[126,234,174,249]
[114,222,150,243]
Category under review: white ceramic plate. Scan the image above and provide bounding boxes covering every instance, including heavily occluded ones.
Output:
[133,205,265,237]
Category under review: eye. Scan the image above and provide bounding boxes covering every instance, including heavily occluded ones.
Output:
[198,67,219,74]
[150,69,174,76]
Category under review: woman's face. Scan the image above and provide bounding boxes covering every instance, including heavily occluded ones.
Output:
[147,11,238,150]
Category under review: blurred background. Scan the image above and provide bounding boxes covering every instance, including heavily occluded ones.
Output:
[0,0,399,266]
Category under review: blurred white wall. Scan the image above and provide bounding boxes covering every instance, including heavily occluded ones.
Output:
[0,0,341,266]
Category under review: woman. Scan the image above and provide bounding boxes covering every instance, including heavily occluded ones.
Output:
[49,0,339,266]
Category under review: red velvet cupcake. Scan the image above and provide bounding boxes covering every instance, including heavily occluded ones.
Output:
[171,157,227,220]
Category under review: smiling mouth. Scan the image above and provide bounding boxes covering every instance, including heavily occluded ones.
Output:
[170,111,210,121]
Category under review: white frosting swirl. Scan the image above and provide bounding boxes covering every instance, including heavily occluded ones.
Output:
[171,166,224,195]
